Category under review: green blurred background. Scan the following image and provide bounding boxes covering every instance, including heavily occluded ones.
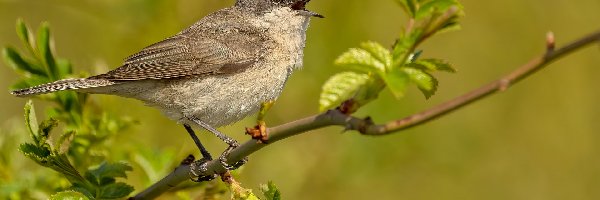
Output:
[1,0,600,199]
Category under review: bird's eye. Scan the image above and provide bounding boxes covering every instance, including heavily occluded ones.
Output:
[290,1,306,11]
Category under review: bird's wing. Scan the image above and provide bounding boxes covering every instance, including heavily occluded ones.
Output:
[91,34,257,81]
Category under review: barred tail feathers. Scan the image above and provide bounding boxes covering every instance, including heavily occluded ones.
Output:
[10,78,117,97]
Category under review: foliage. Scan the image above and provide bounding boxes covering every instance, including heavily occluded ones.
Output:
[3,19,136,199]
[319,0,462,112]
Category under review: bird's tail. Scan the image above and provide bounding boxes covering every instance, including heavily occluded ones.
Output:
[10,78,117,97]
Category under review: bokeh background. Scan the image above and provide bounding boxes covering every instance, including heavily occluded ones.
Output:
[1,0,600,199]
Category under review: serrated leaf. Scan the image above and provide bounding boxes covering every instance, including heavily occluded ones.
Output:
[260,181,281,200]
[87,161,133,184]
[37,22,58,80]
[38,118,58,145]
[319,72,370,111]
[359,41,392,68]
[24,100,39,144]
[57,130,75,154]
[382,67,410,99]
[415,0,459,19]
[70,185,95,199]
[98,182,134,199]
[402,67,438,99]
[49,190,90,200]
[335,48,386,73]
[19,143,51,161]
[410,58,456,72]
[3,47,46,75]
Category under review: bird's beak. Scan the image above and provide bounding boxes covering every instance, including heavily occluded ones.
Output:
[292,0,324,18]
[298,10,324,18]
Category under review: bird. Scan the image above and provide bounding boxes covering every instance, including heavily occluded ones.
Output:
[10,0,322,180]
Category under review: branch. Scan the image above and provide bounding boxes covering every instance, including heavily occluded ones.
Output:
[132,30,600,199]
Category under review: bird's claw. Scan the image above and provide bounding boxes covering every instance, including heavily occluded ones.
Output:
[189,157,218,182]
[218,144,248,170]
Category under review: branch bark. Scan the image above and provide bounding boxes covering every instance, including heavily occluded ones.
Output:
[132,30,600,199]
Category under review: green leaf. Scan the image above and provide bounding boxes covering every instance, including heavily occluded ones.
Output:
[37,22,58,80]
[19,143,51,162]
[24,100,39,144]
[395,0,418,17]
[87,161,133,184]
[2,47,46,75]
[10,75,51,92]
[382,67,410,99]
[16,18,35,53]
[436,17,462,34]
[402,67,438,99]
[49,190,90,200]
[359,41,392,68]
[57,58,73,78]
[319,72,370,111]
[415,0,459,19]
[38,118,59,145]
[260,181,281,200]
[335,48,386,73]
[410,58,456,72]
[57,130,75,154]
[392,30,421,66]
[98,182,134,199]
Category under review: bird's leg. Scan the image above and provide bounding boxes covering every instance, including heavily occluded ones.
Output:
[184,124,212,160]
[245,101,274,143]
[183,124,218,182]
[189,117,247,171]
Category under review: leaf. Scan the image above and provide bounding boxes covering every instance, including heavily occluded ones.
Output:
[335,48,386,73]
[359,41,392,68]
[382,67,410,99]
[395,0,418,17]
[37,22,58,80]
[57,130,75,154]
[435,16,462,35]
[24,100,39,144]
[415,0,459,19]
[57,58,73,78]
[260,181,282,200]
[10,76,51,92]
[402,67,438,99]
[16,18,35,53]
[98,182,134,199]
[2,47,46,75]
[19,143,51,162]
[410,58,456,72]
[87,161,133,184]
[392,30,421,66]
[38,118,59,145]
[319,72,370,111]
[49,190,90,200]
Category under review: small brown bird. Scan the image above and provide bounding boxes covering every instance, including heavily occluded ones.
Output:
[11,0,322,178]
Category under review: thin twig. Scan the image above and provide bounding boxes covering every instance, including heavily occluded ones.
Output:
[132,30,600,199]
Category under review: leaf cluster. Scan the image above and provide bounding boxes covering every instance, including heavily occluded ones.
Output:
[319,0,463,113]
[3,20,136,199]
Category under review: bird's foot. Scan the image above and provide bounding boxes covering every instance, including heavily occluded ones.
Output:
[189,157,218,182]
[218,142,248,170]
